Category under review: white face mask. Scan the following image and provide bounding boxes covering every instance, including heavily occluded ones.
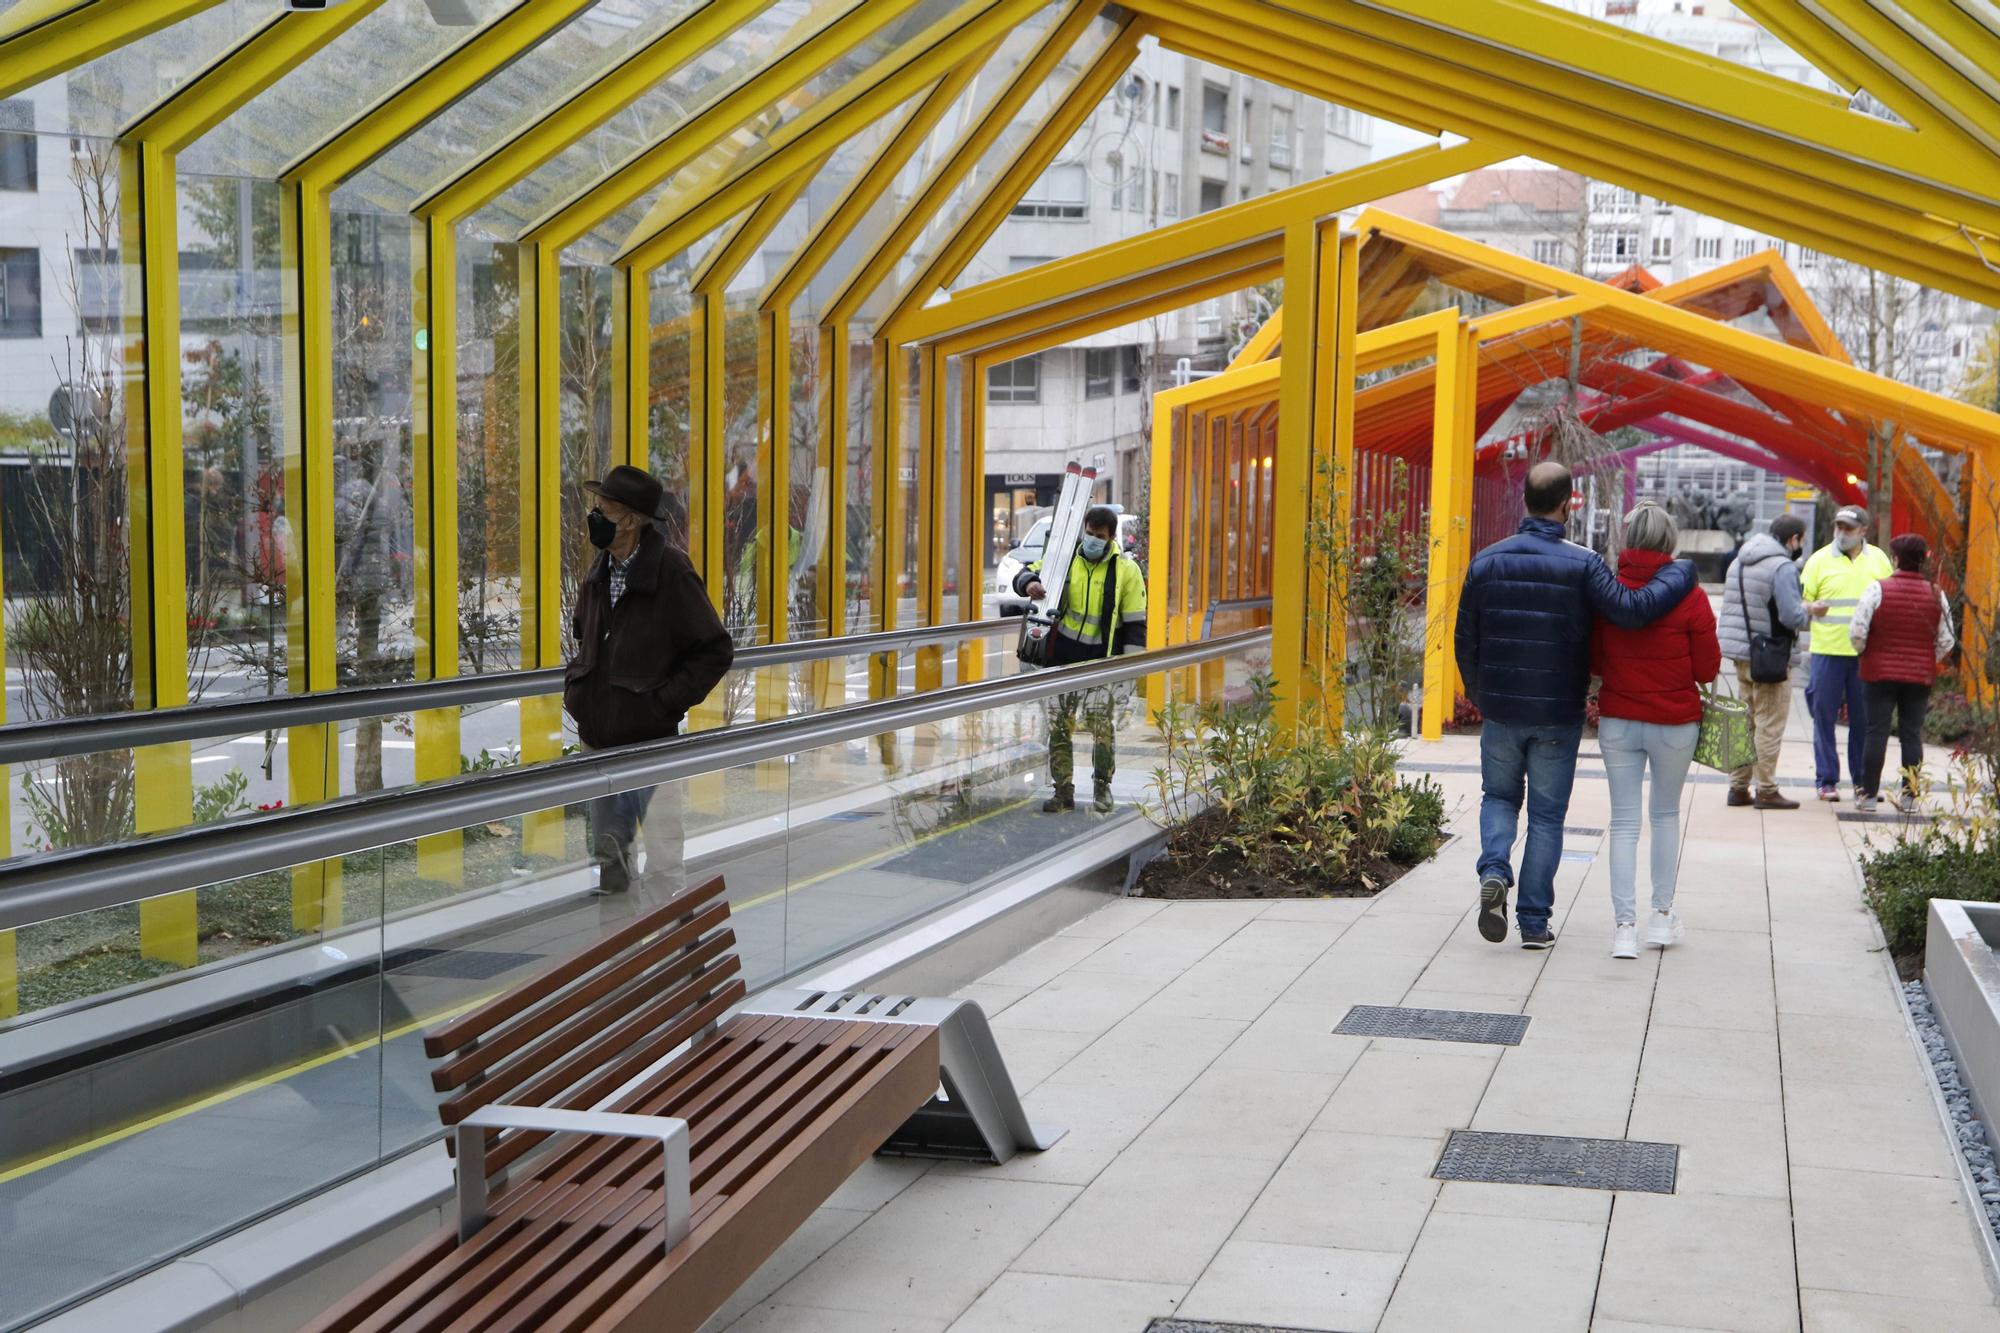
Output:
[1835,529,1863,553]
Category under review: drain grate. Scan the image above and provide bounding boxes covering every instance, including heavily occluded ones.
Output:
[1334,1004,1529,1046]
[1433,1129,1677,1193]
[387,947,542,980]
[1562,825,1604,837]
[1835,810,1932,825]
[1147,1322,1355,1333]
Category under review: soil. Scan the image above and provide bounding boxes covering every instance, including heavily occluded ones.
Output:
[1131,808,1435,899]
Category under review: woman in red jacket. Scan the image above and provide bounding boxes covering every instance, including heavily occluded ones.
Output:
[1591,504,1722,960]
[1849,533,1954,814]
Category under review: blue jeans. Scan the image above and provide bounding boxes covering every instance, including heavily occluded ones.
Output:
[1478,719,1584,932]
[1805,653,1867,788]
[1598,717,1698,924]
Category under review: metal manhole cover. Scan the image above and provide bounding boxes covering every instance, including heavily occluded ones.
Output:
[1334,1004,1529,1046]
[1147,1322,1355,1333]
[387,947,541,980]
[1433,1129,1677,1193]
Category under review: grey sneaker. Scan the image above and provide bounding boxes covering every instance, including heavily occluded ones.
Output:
[1478,876,1509,943]
[1854,792,1878,814]
[1520,925,1557,950]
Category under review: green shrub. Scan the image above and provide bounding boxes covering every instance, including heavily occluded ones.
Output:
[1148,673,1450,890]
[1861,828,2000,957]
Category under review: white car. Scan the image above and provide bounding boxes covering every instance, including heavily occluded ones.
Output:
[996,510,1138,614]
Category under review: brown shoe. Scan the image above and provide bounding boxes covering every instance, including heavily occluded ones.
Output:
[1727,787,1752,807]
[1753,790,1801,810]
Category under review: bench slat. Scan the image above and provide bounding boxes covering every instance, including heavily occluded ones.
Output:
[424,877,731,1059]
[429,901,732,1094]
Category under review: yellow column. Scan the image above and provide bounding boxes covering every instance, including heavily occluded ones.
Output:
[279,182,342,928]
[1447,323,1478,708]
[411,214,463,883]
[755,306,788,790]
[688,287,727,811]
[1314,228,1357,733]
[1420,322,1468,742]
[869,338,902,700]
[1965,443,1999,698]
[815,322,846,711]
[914,344,945,693]
[518,242,564,857]
[122,138,196,965]
[1270,219,1328,735]
[959,356,987,687]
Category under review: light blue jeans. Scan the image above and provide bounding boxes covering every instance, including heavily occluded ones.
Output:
[1598,717,1698,925]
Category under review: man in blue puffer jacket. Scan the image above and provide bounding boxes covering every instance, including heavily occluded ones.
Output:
[1454,462,1698,949]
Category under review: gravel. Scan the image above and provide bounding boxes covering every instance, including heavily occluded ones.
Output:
[1903,979,2000,1237]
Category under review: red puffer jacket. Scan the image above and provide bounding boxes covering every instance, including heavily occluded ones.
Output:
[1591,547,1722,725]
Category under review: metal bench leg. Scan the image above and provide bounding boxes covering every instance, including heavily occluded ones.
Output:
[740,989,1066,1165]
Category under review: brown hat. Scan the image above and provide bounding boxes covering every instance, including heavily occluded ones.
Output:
[583,464,664,519]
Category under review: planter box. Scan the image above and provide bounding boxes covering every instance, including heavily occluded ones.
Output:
[1925,898,2000,1132]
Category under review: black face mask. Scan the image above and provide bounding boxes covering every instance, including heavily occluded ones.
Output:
[587,508,617,550]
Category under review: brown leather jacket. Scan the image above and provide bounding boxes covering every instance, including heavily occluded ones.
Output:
[564,527,734,748]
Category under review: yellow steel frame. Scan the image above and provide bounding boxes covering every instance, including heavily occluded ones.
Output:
[114,4,381,960]
[0,0,222,101]
[272,0,602,914]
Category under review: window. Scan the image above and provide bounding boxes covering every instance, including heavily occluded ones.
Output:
[1121,344,1143,394]
[1590,184,1639,215]
[988,354,1040,405]
[1085,347,1115,399]
[0,99,35,192]
[1166,86,1181,129]
[76,246,117,332]
[1165,172,1181,217]
[1532,238,1566,265]
[1201,83,1228,151]
[1011,164,1088,219]
[1695,236,1722,261]
[1199,179,1225,213]
[1240,97,1253,162]
[1269,105,1293,168]
[1798,247,1820,269]
[1587,229,1641,266]
[1650,234,1673,262]
[0,247,40,337]
[1733,236,1757,260]
[1109,156,1127,210]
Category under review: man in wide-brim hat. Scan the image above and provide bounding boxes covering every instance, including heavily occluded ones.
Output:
[564,465,734,896]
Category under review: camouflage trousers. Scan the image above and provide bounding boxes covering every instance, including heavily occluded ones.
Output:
[1047,688,1118,791]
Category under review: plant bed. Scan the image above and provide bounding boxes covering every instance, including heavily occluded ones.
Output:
[1140,674,1451,901]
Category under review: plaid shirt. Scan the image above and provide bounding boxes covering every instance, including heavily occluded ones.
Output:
[607,550,636,607]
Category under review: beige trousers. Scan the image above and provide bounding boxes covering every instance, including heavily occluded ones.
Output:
[1729,659,1793,796]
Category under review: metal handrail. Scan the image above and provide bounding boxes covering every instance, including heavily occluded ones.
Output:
[0,629,1269,933]
[0,617,1017,766]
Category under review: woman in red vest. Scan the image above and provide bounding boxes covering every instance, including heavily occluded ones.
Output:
[1591,504,1722,960]
[1848,533,1954,814]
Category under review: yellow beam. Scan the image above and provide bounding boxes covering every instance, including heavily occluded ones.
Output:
[415,0,770,228]
[1271,219,1325,735]
[967,259,1286,369]
[884,14,1147,331]
[897,140,1512,346]
[0,0,221,101]
[825,1,1099,328]
[528,0,942,252]
[760,54,990,314]
[1420,317,1466,741]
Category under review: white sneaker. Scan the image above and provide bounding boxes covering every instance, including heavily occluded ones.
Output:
[1612,923,1639,959]
[1646,910,1685,948]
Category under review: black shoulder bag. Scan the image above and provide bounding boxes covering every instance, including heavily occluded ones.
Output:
[1739,555,1793,684]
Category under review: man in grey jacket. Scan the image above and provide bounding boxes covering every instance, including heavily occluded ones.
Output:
[1717,514,1809,809]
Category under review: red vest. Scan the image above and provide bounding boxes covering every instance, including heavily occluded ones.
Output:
[1859,571,1942,685]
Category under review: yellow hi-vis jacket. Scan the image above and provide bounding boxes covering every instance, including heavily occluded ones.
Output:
[1027,549,1148,653]
[1799,540,1893,656]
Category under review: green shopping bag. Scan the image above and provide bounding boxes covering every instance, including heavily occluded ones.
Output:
[1693,685,1757,773]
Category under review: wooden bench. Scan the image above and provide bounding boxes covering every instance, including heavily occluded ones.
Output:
[305,875,1058,1333]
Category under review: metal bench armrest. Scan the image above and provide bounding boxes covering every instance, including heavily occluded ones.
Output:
[455,1105,691,1254]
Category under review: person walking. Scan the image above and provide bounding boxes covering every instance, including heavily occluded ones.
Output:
[1592,504,1722,959]
[564,465,735,897]
[1848,533,1954,814]
[1016,505,1147,813]
[1716,514,1809,810]
[1455,462,1697,949]
[1800,505,1893,801]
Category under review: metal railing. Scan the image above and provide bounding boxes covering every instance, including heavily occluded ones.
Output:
[0,629,1270,934]
[0,617,1016,766]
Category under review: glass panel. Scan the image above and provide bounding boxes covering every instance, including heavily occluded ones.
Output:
[649,259,695,552]
[788,306,827,637]
[845,334,877,632]
[17,3,269,139]
[857,8,1120,328]
[179,0,511,181]
[1526,0,1836,91]
[456,234,522,675]
[341,0,709,214]
[721,291,760,643]
[557,259,615,634]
